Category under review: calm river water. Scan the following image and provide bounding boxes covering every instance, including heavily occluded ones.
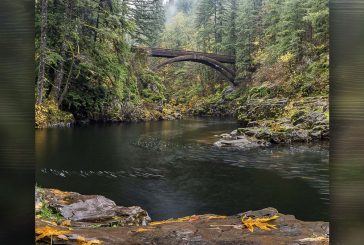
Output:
[36,118,329,221]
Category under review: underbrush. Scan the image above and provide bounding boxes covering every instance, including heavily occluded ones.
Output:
[35,99,74,128]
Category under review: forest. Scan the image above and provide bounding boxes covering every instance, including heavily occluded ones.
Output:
[35,0,328,128]
[35,1,330,243]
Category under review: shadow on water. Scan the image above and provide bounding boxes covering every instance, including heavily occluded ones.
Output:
[36,118,329,221]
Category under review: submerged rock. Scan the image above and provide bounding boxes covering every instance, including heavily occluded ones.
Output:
[36,188,151,228]
[214,132,270,149]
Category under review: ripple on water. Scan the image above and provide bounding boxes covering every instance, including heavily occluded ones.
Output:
[41,168,166,179]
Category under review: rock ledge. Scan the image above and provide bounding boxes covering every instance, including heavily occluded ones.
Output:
[36,188,329,245]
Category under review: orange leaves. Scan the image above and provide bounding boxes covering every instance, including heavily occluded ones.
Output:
[35,226,70,241]
[149,215,200,226]
[241,215,279,232]
[35,226,102,244]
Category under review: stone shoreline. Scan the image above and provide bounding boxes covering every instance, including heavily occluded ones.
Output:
[214,96,329,150]
[35,188,329,244]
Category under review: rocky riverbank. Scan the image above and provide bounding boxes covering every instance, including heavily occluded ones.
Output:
[35,188,329,244]
[214,96,329,149]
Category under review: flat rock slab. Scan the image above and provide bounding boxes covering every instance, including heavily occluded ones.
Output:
[36,207,329,245]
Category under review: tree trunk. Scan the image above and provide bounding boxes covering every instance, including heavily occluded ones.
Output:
[214,2,217,54]
[94,0,102,44]
[36,0,48,104]
[229,0,237,56]
[58,57,75,106]
[50,42,66,101]
[58,0,76,106]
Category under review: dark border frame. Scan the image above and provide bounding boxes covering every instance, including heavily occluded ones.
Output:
[0,0,35,243]
[1,0,364,244]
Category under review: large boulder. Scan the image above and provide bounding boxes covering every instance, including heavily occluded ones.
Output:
[36,188,151,228]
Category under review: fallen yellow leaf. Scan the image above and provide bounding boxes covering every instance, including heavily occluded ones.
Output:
[35,226,70,241]
[60,219,72,227]
[207,215,227,220]
[299,236,329,242]
[70,234,103,245]
[81,239,103,245]
[132,227,156,233]
[241,215,279,232]
[150,215,200,226]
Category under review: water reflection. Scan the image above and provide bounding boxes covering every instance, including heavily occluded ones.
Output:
[36,118,329,221]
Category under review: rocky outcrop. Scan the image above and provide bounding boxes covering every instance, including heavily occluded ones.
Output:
[239,98,289,122]
[36,204,329,245]
[216,97,329,149]
[214,130,271,149]
[36,188,150,228]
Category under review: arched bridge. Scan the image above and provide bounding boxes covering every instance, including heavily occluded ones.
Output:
[134,47,237,85]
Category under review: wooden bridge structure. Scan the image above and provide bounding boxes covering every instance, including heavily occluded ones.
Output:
[134,47,237,85]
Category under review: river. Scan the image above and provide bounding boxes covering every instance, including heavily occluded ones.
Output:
[36,118,329,221]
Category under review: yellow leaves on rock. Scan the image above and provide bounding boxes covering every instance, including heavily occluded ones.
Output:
[148,215,225,227]
[82,240,103,245]
[149,215,200,226]
[146,214,224,229]
[207,215,227,221]
[60,219,72,227]
[35,226,70,241]
[241,215,279,232]
[299,236,329,243]
[73,235,103,245]
[36,226,102,244]
[132,227,156,233]
[50,188,70,198]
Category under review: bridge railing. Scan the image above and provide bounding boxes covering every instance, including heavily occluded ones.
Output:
[132,46,235,64]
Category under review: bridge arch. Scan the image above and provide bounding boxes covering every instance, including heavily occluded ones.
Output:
[153,54,237,85]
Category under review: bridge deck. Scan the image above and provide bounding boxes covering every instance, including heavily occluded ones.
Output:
[137,47,235,64]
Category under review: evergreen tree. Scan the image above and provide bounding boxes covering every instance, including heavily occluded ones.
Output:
[235,0,263,79]
[176,0,195,14]
[276,0,307,61]
[224,0,238,56]
[125,0,165,46]
[195,0,227,53]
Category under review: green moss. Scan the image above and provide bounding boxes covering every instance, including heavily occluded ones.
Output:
[38,204,63,222]
[324,111,329,121]
[142,88,165,102]
[248,84,270,98]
